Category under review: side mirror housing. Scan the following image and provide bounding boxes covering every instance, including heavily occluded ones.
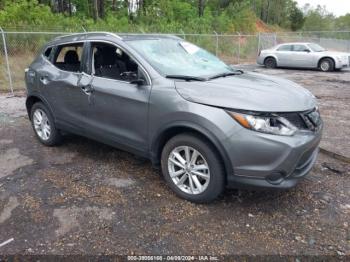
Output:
[130,79,145,85]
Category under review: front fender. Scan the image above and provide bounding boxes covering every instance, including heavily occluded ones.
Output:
[149,103,241,179]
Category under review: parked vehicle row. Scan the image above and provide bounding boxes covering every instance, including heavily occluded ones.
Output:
[26,33,322,203]
[257,42,350,72]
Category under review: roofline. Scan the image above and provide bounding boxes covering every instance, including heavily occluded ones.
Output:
[51,32,182,43]
[48,32,183,47]
[120,34,182,40]
[53,31,122,41]
[277,42,313,45]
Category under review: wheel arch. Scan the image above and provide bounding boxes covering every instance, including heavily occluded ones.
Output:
[26,94,54,120]
[150,122,233,183]
[264,55,278,65]
[318,56,335,68]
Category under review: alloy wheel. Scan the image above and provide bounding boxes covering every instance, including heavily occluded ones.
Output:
[320,61,330,71]
[265,58,276,68]
[168,146,210,195]
[33,108,51,141]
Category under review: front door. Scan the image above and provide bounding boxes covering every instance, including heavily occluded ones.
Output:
[85,41,152,153]
[290,44,313,68]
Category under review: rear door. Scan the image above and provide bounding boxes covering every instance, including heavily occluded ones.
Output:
[275,44,292,66]
[85,41,152,154]
[40,42,92,131]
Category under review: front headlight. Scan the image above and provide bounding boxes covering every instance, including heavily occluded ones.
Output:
[336,56,346,62]
[227,111,297,136]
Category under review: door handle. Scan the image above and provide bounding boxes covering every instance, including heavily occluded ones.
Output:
[39,75,50,84]
[81,84,93,95]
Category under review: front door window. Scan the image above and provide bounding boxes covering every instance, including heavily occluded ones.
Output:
[91,42,144,82]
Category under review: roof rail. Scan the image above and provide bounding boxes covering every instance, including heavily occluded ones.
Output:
[53,31,122,41]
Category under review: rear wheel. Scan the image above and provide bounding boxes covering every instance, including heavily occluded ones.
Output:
[319,58,334,72]
[30,102,62,146]
[264,57,277,69]
[161,134,225,203]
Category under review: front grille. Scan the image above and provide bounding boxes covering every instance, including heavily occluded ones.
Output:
[279,108,321,131]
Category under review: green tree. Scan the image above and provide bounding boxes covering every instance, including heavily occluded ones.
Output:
[302,5,335,31]
[335,14,350,30]
[289,2,304,31]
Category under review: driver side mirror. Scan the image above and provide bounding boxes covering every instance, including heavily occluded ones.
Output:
[130,78,145,85]
[304,49,310,53]
[120,71,145,85]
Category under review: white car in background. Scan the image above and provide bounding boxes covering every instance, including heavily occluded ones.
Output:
[257,42,350,72]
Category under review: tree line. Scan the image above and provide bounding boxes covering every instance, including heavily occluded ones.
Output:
[0,0,349,33]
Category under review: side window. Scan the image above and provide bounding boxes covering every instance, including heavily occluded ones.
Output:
[53,43,83,72]
[91,42,142,82]
[43,47,52,59]
[277,45,292,51]
[292,45,309,52]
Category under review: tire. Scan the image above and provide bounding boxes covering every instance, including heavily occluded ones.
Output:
[319,58,334,72]
[161,133,225,203]
[30,102,62,146]
[264,57,277,68]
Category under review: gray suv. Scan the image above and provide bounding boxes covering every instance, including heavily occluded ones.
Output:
[25,32,322,203]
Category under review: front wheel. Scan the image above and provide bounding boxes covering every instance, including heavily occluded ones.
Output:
[319,58,335,72]
[161,134,225,203]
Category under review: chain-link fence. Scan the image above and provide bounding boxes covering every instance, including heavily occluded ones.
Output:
[1,29,350,94]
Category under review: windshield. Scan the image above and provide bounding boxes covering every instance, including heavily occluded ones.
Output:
[308,43,326,52]
[127,38,234,77]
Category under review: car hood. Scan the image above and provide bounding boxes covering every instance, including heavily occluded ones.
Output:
[175,72,316,112]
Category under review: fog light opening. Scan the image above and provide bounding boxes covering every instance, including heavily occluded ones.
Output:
[266,171,286,185]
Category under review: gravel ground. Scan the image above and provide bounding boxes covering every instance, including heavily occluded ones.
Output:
[0,66,349,256]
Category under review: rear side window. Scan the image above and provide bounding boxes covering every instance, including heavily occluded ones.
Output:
[53,43,84,72]
[277,45,292,51]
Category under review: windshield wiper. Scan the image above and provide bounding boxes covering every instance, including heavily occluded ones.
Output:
[208,70,243,80]
[166,75,206,81]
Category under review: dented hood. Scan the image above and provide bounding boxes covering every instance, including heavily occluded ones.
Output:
[175,72,316,112]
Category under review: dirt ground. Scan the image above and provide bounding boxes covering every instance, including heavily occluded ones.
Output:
[0,66,349,256]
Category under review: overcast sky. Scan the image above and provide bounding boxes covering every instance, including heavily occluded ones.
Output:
[296,0,350,17]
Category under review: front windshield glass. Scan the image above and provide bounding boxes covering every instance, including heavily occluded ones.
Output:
[308,43,326,52]
[127,38,234,77]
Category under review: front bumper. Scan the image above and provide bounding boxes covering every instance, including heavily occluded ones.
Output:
[225,123,323,189]
[335,56,350,69]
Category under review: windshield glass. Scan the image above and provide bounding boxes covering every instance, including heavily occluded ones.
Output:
[308,43,326,52]
[127,38,234,77]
